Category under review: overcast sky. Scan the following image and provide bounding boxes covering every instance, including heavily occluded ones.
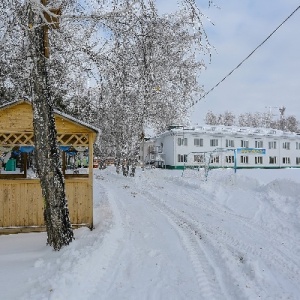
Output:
[158,0,300,125]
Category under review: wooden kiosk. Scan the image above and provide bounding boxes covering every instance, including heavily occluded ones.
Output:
[0,99,98,234]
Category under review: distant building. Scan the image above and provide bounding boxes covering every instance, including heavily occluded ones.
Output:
[150,125,300,169]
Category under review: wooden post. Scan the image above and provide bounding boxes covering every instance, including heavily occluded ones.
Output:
[41,0,61,58]
[24,153,28,178]
[62,151,66,175]
[41,0,49,58]
[88,133,95,229]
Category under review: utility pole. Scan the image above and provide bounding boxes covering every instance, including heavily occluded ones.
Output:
[41,0,61,58]
[279,106,286,131]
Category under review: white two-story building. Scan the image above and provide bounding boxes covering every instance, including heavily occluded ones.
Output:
[147,125,300,169]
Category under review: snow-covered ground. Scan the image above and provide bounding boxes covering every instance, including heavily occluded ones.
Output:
[1,167,300,300]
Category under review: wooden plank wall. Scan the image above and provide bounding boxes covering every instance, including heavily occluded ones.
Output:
[65,179,92,226]
[0,179,92,233]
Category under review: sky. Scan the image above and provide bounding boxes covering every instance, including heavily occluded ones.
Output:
[1,167,300,299]
[157,0,300,125]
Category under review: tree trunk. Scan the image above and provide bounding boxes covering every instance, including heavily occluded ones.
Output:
[27,2,73,250]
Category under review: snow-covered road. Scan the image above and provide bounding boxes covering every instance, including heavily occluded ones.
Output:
[98,168,300,300]
[1,167,300,299]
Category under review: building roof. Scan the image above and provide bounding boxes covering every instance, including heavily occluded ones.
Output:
[156,124,300,140]
[0,98,100,135]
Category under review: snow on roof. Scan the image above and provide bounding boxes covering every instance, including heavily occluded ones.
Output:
[156,124,299,139]
[0,98,24,110]
[53,108,100,134]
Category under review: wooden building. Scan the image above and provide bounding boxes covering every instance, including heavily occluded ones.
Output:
[0,99,98,234]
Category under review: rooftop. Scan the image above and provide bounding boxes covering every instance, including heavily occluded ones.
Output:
[157,125,300,139]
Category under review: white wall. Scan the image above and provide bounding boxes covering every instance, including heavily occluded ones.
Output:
[154,127,300,169]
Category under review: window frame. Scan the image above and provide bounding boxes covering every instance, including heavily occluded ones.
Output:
[194,138,203,147]
[268,141,277,149]
[178,137,188,146]
[255,140,263,148]
[241,140,249,148]
[255,156,263,164]
[269,156,277,164]
[282,142,290,150]
[240,155,249,164]
[178,154,187,163]
[226,156,234,163]
[210,155,220,163]
[226,139,234,148]
[210,139,219,147]
[194,154,204,163]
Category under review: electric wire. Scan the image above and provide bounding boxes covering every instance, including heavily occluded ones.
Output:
[192,5,300,107]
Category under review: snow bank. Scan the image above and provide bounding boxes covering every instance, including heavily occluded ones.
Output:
[1,167,299,299]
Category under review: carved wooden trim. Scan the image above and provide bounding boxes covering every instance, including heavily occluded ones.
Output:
[0,133,89,146]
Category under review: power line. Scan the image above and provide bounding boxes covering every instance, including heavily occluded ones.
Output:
[192,5,300,107]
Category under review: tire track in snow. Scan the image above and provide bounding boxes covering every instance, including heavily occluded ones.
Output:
[133,186,242,300]
[111,169,299,299]
[110,171,226,299]
[165,175,299,247]
[148,172,300,296]
[177,180,297,270]
[94,174,197,300]
[160,175,300,270]
[180,187,300,267]
[136,183,295,299]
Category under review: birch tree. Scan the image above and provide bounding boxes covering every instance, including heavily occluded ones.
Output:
[1,0,213,247]
[205,111,218,125]
[26,0,73,250]
[88,1,209,158]
[204,110,299,132]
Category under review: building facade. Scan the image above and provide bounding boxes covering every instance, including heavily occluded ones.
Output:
[150,125,300,169]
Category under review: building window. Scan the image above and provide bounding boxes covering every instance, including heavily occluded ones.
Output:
[255,140,263,148]
[268,141,277,149]
[255,156,263,164]
[226,139,234,147]
[296,157,300,165]
[282,157,290,164]
[241,140,249,148]
[194,154,204,163]
[282,142,290,150]
[269,156,277,164]
[210,156,219,163]
[194,138,203,147]
[178,154,187,163]
[296,142,300,150]
[210,139,218,147]
[240,156,249,164]
[157,145,162,153]
[226,156,234,163]
[178,138,188,146]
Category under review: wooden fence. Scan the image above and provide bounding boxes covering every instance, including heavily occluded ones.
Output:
[0,178,92,234]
